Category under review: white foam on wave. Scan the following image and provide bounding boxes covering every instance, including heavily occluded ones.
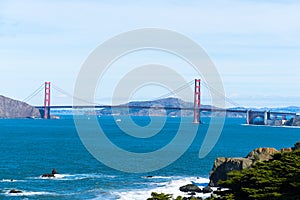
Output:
[1,179,25,182]
[36,173,115,181]
[4,190,57,197]
[141,176,173,179]
[111,176,212,200]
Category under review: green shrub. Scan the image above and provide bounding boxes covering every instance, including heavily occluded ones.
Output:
[147,192,173,200]
[214,150,300,200]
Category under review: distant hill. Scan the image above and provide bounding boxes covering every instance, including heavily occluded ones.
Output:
[52,98,300,118]
[98,97,214,117]
[269,106,300,114]
[0,95,41,118]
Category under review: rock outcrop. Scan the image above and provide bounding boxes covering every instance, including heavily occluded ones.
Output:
[209,157,253,187]
[0,95,41,118]
[9,189,22,193]
[42,168,58,178]
[179,184,202,193]
[209,144,300,187]
[246,147,278,161]
[293,142,300,150]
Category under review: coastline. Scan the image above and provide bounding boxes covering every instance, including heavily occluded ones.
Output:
[241,123,300,129]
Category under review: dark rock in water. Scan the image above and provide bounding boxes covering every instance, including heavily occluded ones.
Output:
[146,175,153,178]
[202,186,213,193]
[52,168,58,174]
[179,184,202,193]
[42,168,58,178]
[0,95,41,118]
[42,174,55,178]
[9,189,22,193]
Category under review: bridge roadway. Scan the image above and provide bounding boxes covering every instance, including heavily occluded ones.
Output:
[34,105,296,116]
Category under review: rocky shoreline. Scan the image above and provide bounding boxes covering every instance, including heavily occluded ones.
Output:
[147,142,300,200]
[208,142,300,187]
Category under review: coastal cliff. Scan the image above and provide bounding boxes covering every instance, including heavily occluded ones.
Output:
[0,95,41,118]
[209,147,280,187]
[208,142,300,200]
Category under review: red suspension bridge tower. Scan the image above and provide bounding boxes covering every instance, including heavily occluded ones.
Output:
[193,79,201,123]
[44,81,51,119]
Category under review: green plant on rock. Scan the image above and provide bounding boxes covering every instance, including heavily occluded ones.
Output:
[147,192,173,200]
[212,149,300,200]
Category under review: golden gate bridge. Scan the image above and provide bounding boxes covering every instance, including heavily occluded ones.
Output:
[23,79,296,125]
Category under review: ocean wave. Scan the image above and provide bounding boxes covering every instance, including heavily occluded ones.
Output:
[109,176,211,200]
[141,175,173,179]
[3,190,58,197]
[0,179,25,182]
[34,173,116,181]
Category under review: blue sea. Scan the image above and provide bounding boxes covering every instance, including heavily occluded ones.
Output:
[0,116,299,199]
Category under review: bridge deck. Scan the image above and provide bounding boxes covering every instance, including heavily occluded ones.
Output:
[34,106,296,115]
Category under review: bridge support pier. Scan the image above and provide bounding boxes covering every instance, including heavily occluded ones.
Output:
[193,79,201,123]
[246,110,250,124]
[43,82,51,119]
[264,110,271,125]
[246,110,270,125]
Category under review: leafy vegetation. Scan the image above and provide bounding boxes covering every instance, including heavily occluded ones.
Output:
[210,149,300,200]
[147,192,183,200]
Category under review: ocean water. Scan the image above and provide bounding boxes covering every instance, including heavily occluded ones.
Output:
[0,116,299,199]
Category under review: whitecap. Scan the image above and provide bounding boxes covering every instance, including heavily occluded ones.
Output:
[0,179,25,182]
[110,176,213,200]
[141,176,172,179]
[35,173,115,181]
[4,190,57,197]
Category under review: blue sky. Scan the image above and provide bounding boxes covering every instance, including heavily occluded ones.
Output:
[0,0,300,107]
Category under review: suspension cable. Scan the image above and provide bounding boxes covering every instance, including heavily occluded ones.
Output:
[23,83,44,103]
[52,84,103,106]
[202,81,241,107]
[150,80,194,101]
